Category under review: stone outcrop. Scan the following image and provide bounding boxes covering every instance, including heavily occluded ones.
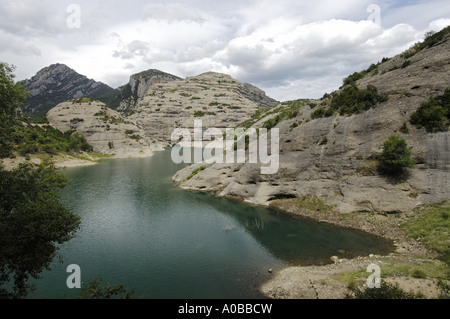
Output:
[173,31,450,214]
[47,100,164,158]
[116,69,182,111]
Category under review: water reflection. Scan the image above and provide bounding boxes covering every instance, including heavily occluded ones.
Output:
[28,149,394,299]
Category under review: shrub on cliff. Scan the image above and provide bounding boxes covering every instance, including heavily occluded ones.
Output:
[377,135,415,176]
[410,88,450,132]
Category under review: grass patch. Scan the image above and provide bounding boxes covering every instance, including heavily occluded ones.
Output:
[402,201,450,264]
[185,166,208,182]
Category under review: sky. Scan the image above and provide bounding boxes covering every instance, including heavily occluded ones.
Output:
[0,0,449,101]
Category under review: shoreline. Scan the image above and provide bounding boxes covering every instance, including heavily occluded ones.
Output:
[3,152,447,299]
[258,198,447,299]
[0,150,160,171]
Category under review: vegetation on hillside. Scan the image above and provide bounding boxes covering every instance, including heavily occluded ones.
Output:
[0,62,28,116]
[410,88,450,132]
[0,115,93,159]
[0,62,94,159]
[312,84,388,119]
[403,26,450,59]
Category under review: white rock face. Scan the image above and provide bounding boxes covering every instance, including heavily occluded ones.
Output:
[172,34,450,213]
[127,72,278,144]
[47,100,164,158]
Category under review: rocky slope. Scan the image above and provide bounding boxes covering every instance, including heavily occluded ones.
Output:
[47,99,164,158]
[23,64,116,115]
[127,71,278,143]
[173,30,450,214]
[114,69,182,111]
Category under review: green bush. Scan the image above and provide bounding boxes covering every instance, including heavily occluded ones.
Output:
[194,111,205,117]
[411,269,427,279]
[0,62,28,115]
[343,71,365,86]
[328,84,388,116]
[349,281,420,299]
[378,135,415,175]
[410,88,450,132]
[402,60,412,68]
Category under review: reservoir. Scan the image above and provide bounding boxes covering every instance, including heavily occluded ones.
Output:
[29,148,393,299]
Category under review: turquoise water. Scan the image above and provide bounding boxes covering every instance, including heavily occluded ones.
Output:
[28,149,394,299]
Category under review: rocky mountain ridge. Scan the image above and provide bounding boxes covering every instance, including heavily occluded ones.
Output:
[126,71,278,143]
[23,64,116,115]
[172,29,450,214]
[46,99,164,158]
[112,69,182,111]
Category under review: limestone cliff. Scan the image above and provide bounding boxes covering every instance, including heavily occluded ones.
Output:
[114,69,182,111]
[47,99,164,158]
[173,29,450,214]
[127,71,278,144]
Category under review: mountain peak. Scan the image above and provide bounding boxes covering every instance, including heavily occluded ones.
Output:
[23,64,115,115]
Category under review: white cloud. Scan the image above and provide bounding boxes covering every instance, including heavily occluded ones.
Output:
[142,3,205,23]
[1,0,449,100]
[0,0,64,36]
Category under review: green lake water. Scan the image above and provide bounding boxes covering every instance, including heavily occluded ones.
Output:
[29,149,394,299]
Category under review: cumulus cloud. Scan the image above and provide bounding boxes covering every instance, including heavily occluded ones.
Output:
[1,0,449,100]
[113,40,151,60]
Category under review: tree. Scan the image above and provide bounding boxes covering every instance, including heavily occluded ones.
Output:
[0,62,28,116]
[378,135,415,175]
[0,160,81,298]
[77,277,134,299]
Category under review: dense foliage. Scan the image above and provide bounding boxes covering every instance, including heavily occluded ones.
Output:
[0,160,81,298]
[410,88,450,132]
[0,115,93,158]
[349,280,421,299]
[312,84,388,119]
[0,63,28,116]
[377,135,415,175]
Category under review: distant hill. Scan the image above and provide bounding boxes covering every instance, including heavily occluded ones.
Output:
[23,64,117,118]
[126,71,279,143]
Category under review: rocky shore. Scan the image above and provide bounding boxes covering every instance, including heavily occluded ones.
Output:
[259,199,447,299]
